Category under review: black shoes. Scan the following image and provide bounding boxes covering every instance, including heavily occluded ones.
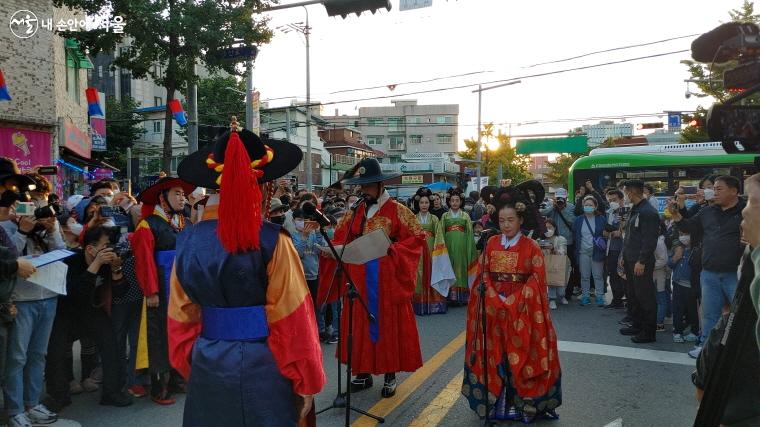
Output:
[100,391,134,407]
[350,375,373,393]
[619,327,641,336]
[631,334,656,344]
[381,374,397,398]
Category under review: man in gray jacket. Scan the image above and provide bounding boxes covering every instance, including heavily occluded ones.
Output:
[0,172,64,427]
[541,188,578,301]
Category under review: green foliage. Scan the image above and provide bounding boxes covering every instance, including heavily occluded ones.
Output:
[95,96,146,172]
[545,153,586,189]
[680,107,711,143]
[458,124,532,183]
[198,75,246,127]
[56,0,273,171]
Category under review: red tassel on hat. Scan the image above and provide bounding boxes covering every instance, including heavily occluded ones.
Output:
[218,131,262,252]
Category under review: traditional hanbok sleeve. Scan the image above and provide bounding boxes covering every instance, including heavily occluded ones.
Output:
[167,263,202,380]
[388,204,427,303]
[464,215,479,289]
[266,232,326,396]
[430,215,455,297]
[130,220,159,297]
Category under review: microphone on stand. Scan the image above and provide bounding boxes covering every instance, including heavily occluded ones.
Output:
[302,202,331,228]
[350,194,366,211]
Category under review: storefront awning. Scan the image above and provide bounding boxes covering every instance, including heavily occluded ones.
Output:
[60,148,120,172]
[65,38,93,69]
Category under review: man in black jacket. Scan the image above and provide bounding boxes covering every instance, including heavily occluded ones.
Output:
[43,226,133,411]
[620,180,660,343]
[671,175,745,358]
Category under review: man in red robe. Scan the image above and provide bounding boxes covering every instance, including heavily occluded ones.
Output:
[318,158,425,398]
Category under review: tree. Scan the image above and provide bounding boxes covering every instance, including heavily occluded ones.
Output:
[95,96,146,171]
[545,153,585,190]
[56,0,273,171]
[198,75,246,128]
[680,107,711,143]
[458,124,532,184]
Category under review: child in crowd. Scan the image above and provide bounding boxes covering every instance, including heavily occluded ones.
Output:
[668,230,700,343]
[472,221,484,246]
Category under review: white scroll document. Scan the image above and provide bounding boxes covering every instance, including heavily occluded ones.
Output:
[319,229,391,265]
[26,261,68,295]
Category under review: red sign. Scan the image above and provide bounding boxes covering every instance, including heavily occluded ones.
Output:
[0,128,52,172]
[61,119,91,158]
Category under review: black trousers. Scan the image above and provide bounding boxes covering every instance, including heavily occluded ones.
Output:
[565,244,581,299]
[673,284,699,335]
[46,302,123,404]
[623,258,657,336]
[607,251,626,306]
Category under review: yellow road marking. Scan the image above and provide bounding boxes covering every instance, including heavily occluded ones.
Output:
[408,369,464,427]
[350,330,466,426]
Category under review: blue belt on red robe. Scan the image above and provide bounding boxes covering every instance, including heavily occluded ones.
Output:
[365,259,380,343]
[155,250,176,300]
[201,305,270,341]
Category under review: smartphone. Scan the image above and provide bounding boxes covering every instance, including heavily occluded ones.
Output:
[682,186,697,194]
[99,205,121,218]
[15,202,35,216]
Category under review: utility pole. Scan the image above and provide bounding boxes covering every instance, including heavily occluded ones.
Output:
[472,79,522,192]
[246,59,254,133]
[304,6,313,191]
[187,0,198,154]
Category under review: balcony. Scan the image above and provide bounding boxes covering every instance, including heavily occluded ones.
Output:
[388,142,405,151]
[330,154,360,167]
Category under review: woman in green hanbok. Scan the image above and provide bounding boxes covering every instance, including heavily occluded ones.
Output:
[440,188,478,304]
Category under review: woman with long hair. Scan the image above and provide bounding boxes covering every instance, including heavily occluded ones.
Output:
[441,188,477,303]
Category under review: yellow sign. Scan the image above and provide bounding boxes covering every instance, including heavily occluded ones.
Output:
[402,175,424,184]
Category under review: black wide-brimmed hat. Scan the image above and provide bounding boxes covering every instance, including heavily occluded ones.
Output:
[177,125,303,189]
[0,157,36,189]
[137,177,196,206]
[341,158,400,185]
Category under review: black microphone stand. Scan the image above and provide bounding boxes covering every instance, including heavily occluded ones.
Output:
[314,210,384,426]
[473,230,495,426]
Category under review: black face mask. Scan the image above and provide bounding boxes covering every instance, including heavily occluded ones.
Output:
[270,215,285,225]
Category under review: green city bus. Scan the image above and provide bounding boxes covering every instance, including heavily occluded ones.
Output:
[568,142,760,198]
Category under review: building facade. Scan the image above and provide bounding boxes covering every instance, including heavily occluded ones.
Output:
[322,99,459,163]
[582,121,634,147]
[319,127,382,186]
[2,1,96,195]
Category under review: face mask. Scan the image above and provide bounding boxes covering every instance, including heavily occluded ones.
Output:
[608,202,620,211]
[583,206,595,214]
[325,228,335,239]
[679,236,691,246]
[270,215,285,225]
[294,219,305,231]
[103,196,113,205]
[473,232,481,241]
[102,218,116,228]
[545,228,555,238]
[703,188,715,201]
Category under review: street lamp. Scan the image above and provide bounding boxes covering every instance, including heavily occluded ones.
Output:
[472,79,522,191]
[277,9,314,191]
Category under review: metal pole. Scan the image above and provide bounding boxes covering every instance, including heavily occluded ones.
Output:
[187,0,198,154]
[264,0,322,11]
[476,84,482,192]
[304,6,313,191]
[126,147,132,195]
[246,59,254,132]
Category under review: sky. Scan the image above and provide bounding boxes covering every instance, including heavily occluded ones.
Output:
[255,0,743,151]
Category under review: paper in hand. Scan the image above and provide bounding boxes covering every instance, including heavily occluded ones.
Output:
[27,261,68,295]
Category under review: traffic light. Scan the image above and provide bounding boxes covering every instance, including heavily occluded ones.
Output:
[636,122,664,130]
[323,0,392,18]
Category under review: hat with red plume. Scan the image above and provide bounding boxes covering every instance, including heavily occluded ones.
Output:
[177,117,302,253]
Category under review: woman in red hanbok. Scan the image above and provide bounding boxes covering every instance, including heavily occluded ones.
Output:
[463,183,562,423]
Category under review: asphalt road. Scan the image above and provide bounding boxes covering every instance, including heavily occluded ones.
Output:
[54,296,699,427]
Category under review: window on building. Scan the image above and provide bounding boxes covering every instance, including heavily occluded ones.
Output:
[409,116,423,124]
[64,38,94,104]
[170,155,185,173]
[98,66,103,78]
[388,117,405,132]
[367,117,384,127]
[367,135,383,145]
[354,120,360,128]
[154,96,162,107]
[437,134,453,144]
[436,116,454,124]
[389,136,405,150]
[409,135,422,144]
[153,64,162,78]
[153,120,162,133]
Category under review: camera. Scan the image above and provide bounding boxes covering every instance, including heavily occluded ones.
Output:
[33,205,56,220]
[107,227,132,258]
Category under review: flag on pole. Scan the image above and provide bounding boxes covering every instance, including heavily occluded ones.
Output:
[0,69,12,101]
[85,88,104,116]
[168,99,187,126]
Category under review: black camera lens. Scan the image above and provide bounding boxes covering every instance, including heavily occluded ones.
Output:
[34,206,56,220]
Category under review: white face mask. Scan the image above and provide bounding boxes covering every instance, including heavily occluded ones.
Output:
[608,202,620,211]
[703,188,715,201]
[679,236,691,246]
[102,218,116,228]
[103,196,113,205]
[294,219,305,231]
[545,228,555,238]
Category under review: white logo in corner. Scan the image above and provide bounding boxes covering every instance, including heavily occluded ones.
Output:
[9,10,39,39]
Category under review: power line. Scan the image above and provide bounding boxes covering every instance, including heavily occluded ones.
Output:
[328,70,495,95]
[525,33,698,68]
